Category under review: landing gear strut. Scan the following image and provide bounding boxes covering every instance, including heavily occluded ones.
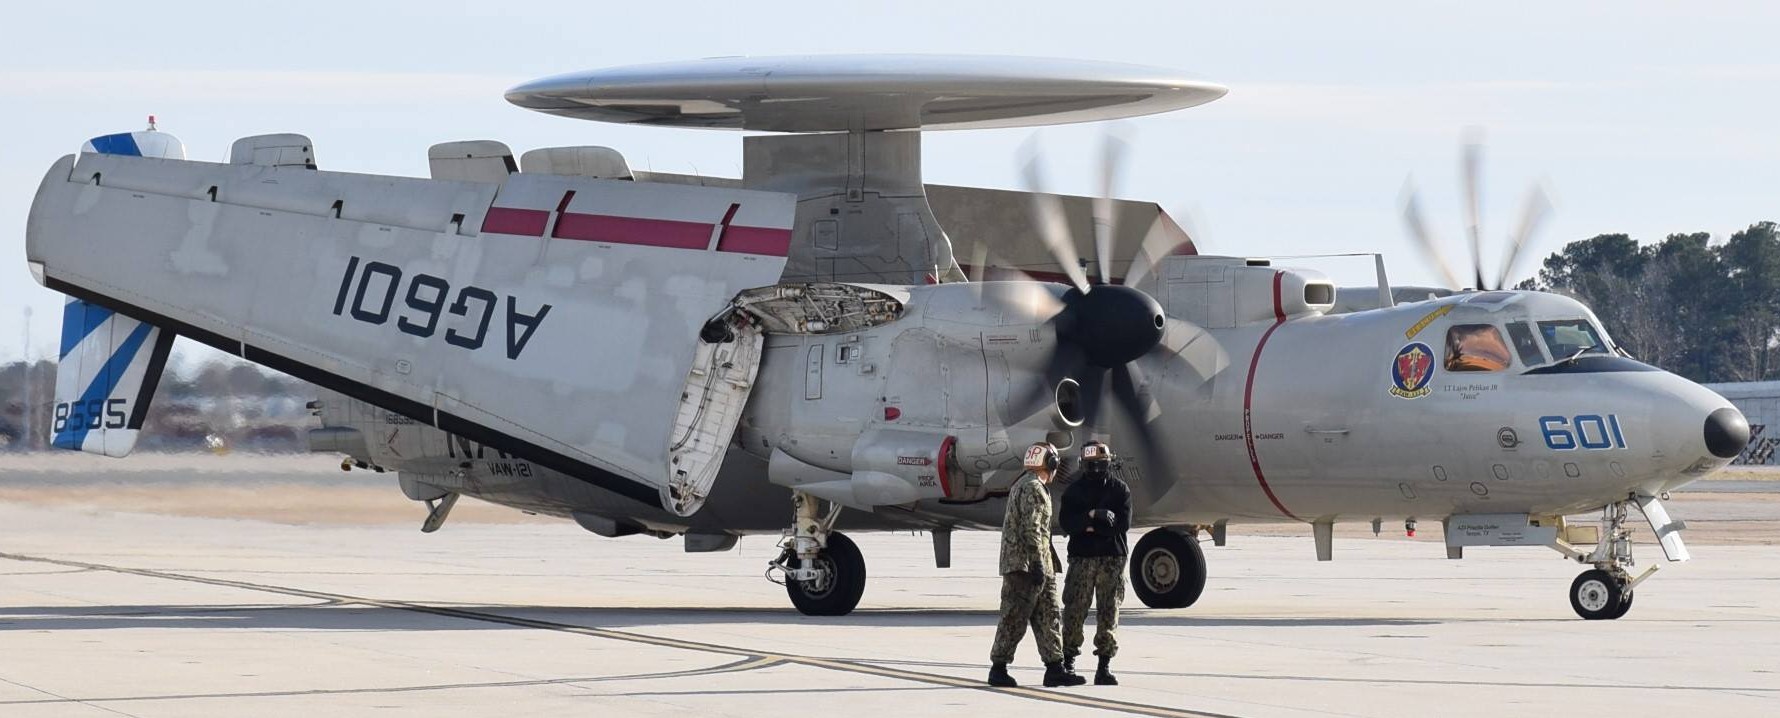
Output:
[1130,527,1207,609]
[1559,500,1649,620]
[768,491,866,615]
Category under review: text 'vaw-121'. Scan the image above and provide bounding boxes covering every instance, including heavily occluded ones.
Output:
[26,55,1748,619]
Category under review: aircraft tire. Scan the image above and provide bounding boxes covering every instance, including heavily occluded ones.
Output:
[1569,569,1628,620]
[786,531,866,616]
[1130,528,1207,609]
[1609,587,1634,619]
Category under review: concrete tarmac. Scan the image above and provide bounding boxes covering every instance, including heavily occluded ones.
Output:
[2,466,1779,716]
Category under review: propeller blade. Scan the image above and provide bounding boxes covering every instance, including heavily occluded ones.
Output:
[983,277,1066,323]
[1077,368,1108,433]
[1001,341,1088,426]
[968,242,990,305]
[1020,143,1092,294]
[1398,180,1463,291]
[1124,209,1196,290]
[1493,183,1553,291]
[1107,363,1175,501]
[1092,132,1129,286]
[1461,131,1485,290]
[1002,355,1067,425]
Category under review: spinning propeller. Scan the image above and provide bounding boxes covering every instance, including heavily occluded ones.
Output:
[971,133,1200,498]
[1399,130,1553,291]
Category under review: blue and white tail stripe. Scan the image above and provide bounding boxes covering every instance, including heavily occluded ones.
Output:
[81,128,184,160]
[42,128,185,456]
[50,298,174,457]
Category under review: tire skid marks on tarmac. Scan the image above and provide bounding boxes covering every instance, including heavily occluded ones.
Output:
[0,552,1240,718]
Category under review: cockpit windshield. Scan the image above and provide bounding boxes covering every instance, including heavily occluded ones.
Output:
[1537,319,1608,360]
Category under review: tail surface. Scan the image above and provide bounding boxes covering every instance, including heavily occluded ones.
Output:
[50,122,184,456]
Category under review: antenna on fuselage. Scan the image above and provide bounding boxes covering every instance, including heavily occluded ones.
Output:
[1374,253,1394,308]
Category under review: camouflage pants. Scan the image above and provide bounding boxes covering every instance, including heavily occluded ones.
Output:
[990,571,1063,665]
[1062,555,1126,658]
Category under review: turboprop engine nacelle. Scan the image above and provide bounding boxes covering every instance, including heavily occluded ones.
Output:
[1149,256,1336,328]
[736,282,1082,509]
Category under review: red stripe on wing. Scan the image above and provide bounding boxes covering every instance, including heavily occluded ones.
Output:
[481,207,550,236]
[555,213,712,249]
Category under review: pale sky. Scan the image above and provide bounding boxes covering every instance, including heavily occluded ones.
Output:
[3,0,1776,363]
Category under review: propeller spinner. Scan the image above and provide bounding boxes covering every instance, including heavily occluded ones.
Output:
[978,133,1188,498]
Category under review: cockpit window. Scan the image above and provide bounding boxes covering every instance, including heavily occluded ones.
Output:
[1445,324,1512,372]
[1506,322,1546,367]
[1538,320,1608,360]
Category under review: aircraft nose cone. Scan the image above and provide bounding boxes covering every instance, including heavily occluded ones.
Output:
[1704,406,1750,459]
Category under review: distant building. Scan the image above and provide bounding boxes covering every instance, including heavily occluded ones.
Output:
[1704,381,1780,465]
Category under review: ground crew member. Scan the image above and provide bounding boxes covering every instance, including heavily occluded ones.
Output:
[1059,439,1132,685]
[987,442,1085,688]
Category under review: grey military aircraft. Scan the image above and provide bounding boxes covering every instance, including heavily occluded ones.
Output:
[26,55,1747,621]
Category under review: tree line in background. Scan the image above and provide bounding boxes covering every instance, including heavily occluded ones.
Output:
[1519,221,1780,383]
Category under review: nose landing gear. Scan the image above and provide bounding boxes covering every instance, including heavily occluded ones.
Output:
[1555,499,1661,620]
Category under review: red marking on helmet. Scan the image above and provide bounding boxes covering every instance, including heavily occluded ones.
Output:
[884,406,901,421]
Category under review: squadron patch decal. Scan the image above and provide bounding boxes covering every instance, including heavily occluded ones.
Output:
[1389,342,1435,399]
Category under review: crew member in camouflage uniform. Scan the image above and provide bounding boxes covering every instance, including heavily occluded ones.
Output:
[1059,440,1132,685]
[987,442,1085,688]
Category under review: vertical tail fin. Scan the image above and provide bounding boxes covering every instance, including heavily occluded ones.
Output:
[49,122,184,457]
[51,299,175,457]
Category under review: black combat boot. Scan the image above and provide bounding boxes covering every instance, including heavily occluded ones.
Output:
[1062,653,1077,674]
[987,662,1017,687]
[1094,655,1118,686]
[1044,661,1087,687]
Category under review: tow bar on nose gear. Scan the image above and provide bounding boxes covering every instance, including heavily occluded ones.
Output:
[1546,493,1690,620]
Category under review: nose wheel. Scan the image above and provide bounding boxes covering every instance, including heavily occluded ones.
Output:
[1554,499,1658,620]
[1569,568,1634,620]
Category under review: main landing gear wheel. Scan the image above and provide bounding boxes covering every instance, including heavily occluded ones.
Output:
[1569,568,1631,620]
[786,531,866,616]
[1130,528,1207,609]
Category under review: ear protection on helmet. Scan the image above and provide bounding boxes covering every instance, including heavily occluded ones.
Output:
[1023,442,1060,471]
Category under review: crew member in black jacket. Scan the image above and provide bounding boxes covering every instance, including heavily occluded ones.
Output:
[1058,440,1132,685]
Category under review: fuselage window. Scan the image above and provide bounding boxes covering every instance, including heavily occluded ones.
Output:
[1506,321,1546,367]
[1538,319,1608,360]
[1445,324,1512,372]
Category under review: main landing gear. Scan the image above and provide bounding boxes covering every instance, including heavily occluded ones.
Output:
[768,491,866,616]
[1130,527,1208,609]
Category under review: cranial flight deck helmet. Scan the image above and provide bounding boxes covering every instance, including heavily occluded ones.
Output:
[1023,442,1060,472]
[1081,440,1114,465]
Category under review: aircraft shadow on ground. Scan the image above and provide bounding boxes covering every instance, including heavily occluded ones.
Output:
[0,602,1443,631]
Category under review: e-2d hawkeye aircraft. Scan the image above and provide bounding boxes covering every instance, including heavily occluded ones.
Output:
[26,56,1748,620]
